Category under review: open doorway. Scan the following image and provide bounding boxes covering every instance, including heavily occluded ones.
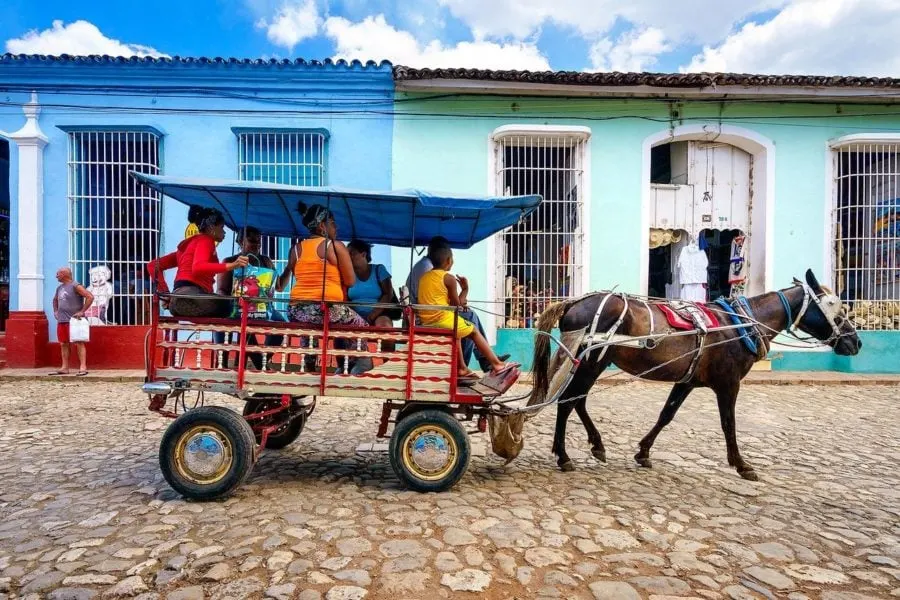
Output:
[647,228,746,302]
[0,139,9,331]
[647,137,753,301]
[644,126,773,298]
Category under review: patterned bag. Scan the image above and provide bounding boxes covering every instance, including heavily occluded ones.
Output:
[230,255,277,320]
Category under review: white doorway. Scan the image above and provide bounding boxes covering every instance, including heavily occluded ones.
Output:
[642,125,774,298]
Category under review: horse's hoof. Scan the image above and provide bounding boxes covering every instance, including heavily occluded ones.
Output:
[739,469,759,482]
[592,448,607,463]
[559,460,576,472]
[634,454,652,469]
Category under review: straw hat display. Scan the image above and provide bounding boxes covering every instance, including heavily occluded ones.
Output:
[649,228,685,249]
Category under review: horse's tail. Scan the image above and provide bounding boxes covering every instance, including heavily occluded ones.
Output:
[529,299,573,407]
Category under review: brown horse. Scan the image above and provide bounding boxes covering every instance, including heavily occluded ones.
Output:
[528,269,861,480]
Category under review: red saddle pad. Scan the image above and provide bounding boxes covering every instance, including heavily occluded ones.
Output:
[658,303,720,331]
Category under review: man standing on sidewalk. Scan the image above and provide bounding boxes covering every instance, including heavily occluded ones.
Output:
[50,267,94,376]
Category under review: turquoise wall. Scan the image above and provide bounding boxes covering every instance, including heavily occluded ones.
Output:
[392,94,900,372]
[774,332,900,373]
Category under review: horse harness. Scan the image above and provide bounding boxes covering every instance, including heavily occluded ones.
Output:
[582,293,709,384]
[778,282,845,345]
[568,281,845,388]
[714,297,769,361]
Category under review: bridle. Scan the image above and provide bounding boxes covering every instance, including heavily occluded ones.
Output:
[778,282,847,346]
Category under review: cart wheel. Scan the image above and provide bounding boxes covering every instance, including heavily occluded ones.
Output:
[243,397,306,450]
[159,406,256,501]
[389,409,470,493]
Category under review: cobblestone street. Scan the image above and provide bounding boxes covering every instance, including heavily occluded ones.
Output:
[1,380,898,600]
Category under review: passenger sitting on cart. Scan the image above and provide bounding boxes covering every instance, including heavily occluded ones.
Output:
[148,207,249,318]
[417,246,516,381]
[346,239,398,373]
[216,226,287,369]
[277,201,367,328]
[408,236,509,371]
[347,239,398,329]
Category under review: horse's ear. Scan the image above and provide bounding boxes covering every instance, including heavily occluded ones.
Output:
[792,277,802,286]
[805,269,823,293]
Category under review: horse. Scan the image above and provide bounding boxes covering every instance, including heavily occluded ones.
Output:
[527,269,862,481]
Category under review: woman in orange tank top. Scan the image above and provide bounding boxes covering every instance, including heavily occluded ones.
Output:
[277,201,368,328]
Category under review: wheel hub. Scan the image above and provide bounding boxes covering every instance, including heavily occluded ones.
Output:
[404,425,457,479]
[175,426,232,484]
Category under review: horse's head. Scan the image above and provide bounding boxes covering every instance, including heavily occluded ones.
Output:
[791,269,861,356]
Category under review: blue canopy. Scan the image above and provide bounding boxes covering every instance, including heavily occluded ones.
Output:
[131,173,542,249]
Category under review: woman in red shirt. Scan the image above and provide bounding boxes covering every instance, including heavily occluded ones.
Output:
[147,208,249,317]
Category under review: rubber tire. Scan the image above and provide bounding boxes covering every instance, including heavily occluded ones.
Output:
[389,408,471,493]
[243,397,306,450]
[159,406,257,501]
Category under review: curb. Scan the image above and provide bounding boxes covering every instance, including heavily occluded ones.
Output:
[0,374,144,383]
[1,372,898,386]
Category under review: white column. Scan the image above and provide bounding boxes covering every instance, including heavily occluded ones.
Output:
[8,92,49,312]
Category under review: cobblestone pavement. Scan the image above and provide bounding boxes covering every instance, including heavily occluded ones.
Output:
[1,381,899,600]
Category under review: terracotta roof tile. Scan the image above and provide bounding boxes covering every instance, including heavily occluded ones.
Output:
[1,53,392,70]
[392,66,900,89]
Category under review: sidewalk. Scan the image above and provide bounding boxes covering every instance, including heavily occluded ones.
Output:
[1,368,898,386]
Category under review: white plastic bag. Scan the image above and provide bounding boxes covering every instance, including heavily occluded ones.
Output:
[69,317,91,343]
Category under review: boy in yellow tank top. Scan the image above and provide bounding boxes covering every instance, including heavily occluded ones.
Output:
[417,247,516,380]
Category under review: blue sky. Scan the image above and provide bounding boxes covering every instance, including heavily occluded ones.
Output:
[2,0,898,76]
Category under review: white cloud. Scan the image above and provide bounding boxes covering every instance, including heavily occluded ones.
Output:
[257,0,322,50]
[324,14,551,69]
[590,27,671,72]
[438,0,785,44]
[5,20,167,57]
[684,0,900,75]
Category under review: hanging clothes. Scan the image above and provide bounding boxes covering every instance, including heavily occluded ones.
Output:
[728,235,747,283]
[677,240,709,302]
[666,235,689,299]
[728,235,748,297]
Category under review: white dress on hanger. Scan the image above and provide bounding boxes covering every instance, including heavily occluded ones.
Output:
[677,242,709,302]
[666,236,688,299]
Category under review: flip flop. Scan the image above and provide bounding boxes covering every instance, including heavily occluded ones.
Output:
[490,362,521,376]
[457,371,480,382]
[47,370,69,376]
[75,371,89,377]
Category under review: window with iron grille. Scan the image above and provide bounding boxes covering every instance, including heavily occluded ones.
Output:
[67,131,161,326]
[237,131,327,284]
[493,132,587,328]
[833,142,900,331]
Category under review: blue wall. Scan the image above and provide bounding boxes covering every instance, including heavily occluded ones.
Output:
[0,57,394,339]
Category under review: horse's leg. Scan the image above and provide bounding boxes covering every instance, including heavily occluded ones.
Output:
[635,382,694,468]
[574,396,606,463]
[714,382,758,481]
[552,358,608,471]
[552,400,578,472]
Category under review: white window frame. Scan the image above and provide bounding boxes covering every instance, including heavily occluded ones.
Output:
[235,129,328,285]
[485,125,591,342]
[66,129,162,326]
[826,133,900,332]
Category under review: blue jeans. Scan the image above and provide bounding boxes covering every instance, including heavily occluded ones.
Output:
[459,308,491,371]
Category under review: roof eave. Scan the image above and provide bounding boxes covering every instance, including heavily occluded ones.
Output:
[395,79,900,103]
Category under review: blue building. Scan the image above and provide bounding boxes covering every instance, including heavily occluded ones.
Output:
[0,54,393,368]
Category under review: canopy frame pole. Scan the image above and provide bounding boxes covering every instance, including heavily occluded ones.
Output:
[234,190,249,318]
[408,202,417,278]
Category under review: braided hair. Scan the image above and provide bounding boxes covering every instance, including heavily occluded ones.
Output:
[297,201,333,234]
